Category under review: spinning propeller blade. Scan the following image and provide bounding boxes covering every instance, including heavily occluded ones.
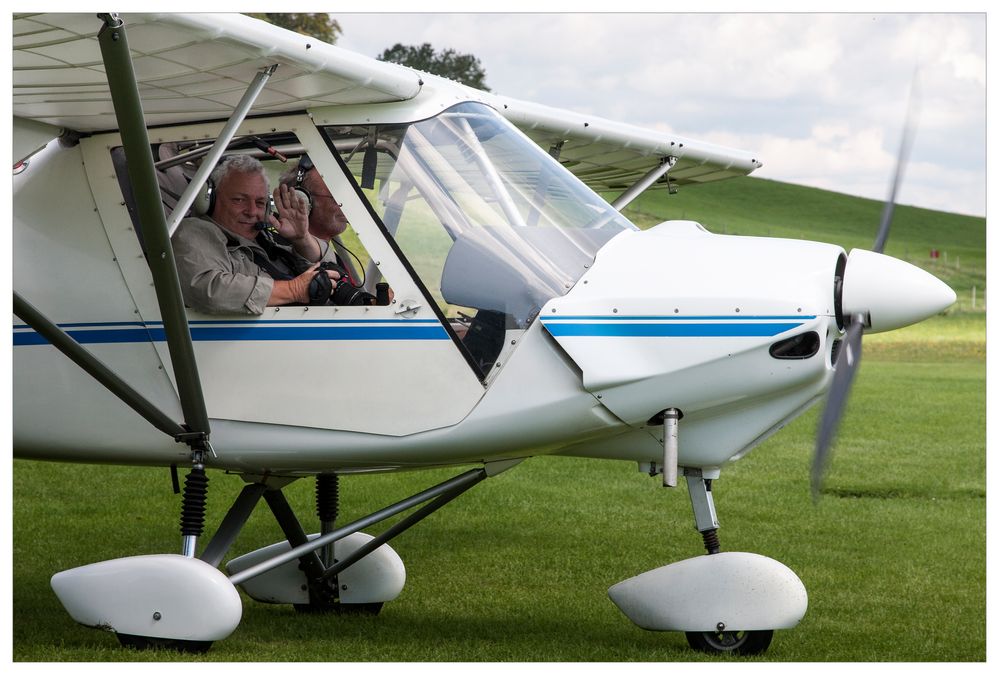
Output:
[873,82,919,255]
[811,317,864,500]
[811,82,920,500]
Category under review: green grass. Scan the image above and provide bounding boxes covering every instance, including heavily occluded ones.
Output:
[12,177,986,661]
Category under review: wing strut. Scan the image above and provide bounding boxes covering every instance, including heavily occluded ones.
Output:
[611,156,677,211]
[165,66,279,236]
[96,14,212,451]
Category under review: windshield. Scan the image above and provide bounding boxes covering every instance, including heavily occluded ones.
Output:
[325,102,637,328]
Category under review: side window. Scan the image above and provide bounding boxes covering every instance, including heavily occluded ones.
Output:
[324,124,511,375]
[324,126,463,316]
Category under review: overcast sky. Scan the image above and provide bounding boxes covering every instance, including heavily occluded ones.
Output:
[335,12,986,218]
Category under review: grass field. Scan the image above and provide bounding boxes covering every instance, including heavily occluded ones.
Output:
[11,177,986,662]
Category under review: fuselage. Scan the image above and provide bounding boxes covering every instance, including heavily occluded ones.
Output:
[13,84,951,477]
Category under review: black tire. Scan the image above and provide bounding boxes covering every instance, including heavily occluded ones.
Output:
[293,601,383,615]
[685,629,774,655]
[116,633,213,653]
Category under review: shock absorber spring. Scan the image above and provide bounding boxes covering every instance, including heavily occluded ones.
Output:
[316,474,339,524]
[180,466,209,549]
[701,528,721,555]
[316,474,339,569]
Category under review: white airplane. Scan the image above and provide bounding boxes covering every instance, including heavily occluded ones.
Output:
[12,13,956,655]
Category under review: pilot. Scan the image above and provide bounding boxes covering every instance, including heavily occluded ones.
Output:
[172,154,340,314]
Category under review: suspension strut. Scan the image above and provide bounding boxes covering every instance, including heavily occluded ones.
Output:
[316,474,339,568]
[180,462,208,558]
[684,469,721,555]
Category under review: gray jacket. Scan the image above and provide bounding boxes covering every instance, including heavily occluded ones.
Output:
[172,216,333,314]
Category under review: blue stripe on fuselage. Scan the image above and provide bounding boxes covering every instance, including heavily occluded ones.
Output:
[540,315,811,338]
[12,319,449,346]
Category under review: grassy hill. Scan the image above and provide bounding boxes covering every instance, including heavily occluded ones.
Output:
[613,177,986,311]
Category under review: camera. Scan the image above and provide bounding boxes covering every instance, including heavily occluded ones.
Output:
[308,261,376,306]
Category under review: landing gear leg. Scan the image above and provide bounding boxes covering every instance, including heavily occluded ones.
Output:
[316,474,339,568]
[200,475,394,614]
[684,469,721,555]
[682,469,774,655]
[179,460,209,558]
[288,475,383,614]
[261,488,346,612]
[226,465,521,611]
[114,452,235,653]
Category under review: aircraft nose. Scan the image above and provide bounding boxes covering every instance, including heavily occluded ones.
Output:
[840,248,956,333]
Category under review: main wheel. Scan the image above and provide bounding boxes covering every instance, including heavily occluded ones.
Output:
[685,629,774,655]
[293,601,383,615]
[117,633,213,653]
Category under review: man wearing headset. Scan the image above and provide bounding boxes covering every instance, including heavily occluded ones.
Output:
[279,155,392,305]
[278,155,351,243]
[172,154,340,314]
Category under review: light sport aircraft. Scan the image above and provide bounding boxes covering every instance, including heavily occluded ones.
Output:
[12,13,956,655]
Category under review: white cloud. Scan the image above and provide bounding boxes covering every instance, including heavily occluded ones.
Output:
[335,12,986,217]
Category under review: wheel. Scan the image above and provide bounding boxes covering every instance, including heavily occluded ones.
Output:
[685,629,774,655]
[293,601,383,615]
[116,633,213,653]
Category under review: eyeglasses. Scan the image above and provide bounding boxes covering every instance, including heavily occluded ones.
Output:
[312,194,342,206]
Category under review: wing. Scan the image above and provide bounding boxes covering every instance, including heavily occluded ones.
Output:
[12,12,422,132]
[13,12,760,189]
[495,96,762,189]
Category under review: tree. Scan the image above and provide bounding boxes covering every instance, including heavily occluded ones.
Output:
[246,13,342,45]
[377,43,490,91]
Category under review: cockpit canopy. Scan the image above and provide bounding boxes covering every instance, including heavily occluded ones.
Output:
[325,102,638,328]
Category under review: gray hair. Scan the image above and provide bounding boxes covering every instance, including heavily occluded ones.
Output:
[210,154,269,191]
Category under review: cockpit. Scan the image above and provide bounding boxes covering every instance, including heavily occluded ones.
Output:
[325,102,635,325]
[117,101,637,382]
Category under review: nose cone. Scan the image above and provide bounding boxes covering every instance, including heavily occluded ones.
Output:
[841,248,956,333]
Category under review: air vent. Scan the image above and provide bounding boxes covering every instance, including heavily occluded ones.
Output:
[769,332,821,360]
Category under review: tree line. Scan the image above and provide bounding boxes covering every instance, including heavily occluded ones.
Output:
[247,13,490,91]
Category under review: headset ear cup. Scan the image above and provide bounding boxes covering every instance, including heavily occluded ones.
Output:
[193,178,215,216]
[293,186,313,214]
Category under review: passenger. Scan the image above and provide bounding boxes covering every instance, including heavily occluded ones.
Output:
[172,155,340,314]
[278,155,350,243]
[279,155,387,304]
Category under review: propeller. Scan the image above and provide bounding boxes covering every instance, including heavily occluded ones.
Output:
[812,315,864,499]
[810,84,921,501]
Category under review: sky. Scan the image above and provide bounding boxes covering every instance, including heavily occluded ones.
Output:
[333,10,987,218]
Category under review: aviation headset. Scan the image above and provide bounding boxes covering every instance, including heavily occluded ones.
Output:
[291,154,316,214]
[193,158,284,221]
[194,154,315,218]
[193,175,218,217]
